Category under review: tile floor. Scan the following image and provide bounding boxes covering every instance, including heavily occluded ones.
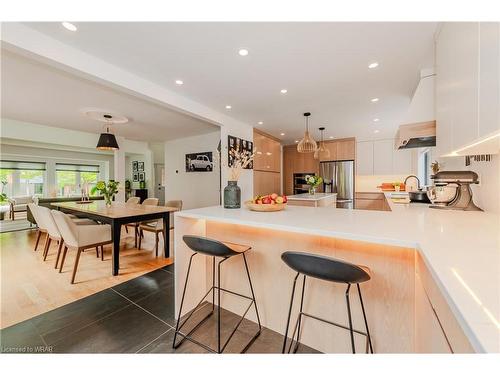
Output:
[0,264,318,354]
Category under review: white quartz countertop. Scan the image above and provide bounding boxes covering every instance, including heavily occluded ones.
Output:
[286,193,337,201]
[176,197,500,352]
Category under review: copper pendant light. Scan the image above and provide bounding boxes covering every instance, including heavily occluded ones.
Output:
[297,112,317,153]
[314,127,330,160]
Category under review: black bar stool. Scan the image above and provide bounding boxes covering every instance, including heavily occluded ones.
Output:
[281,251,374,354]
[173,235,262,353]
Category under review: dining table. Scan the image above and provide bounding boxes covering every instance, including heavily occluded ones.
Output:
[51,201,177,276]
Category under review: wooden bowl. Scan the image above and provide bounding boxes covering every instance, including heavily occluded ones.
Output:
[245,201,286,212]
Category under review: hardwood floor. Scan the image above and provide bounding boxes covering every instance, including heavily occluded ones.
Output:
[0,227,173,329]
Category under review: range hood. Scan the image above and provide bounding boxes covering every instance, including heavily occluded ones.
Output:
[395,69,436,149]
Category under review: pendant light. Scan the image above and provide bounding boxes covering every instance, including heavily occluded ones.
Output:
[297,112,317,153]
[314,127,330,160]
[96,114,120,151]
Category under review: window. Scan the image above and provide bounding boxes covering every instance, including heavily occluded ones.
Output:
[56,163,100,197]
[0,161,46,197]
[418,149,432,186]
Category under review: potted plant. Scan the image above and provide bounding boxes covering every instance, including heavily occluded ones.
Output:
[224,148,254,208]
[305,175,323,195]
[91,180,120,207]
[393,182,402,192]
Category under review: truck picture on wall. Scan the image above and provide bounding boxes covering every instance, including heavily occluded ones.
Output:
[186,152,214,172]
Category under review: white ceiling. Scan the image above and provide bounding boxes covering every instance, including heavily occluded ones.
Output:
[15,22,437,143]
[0,50,219,142]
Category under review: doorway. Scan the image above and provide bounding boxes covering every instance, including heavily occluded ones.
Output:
[154,163,165,205]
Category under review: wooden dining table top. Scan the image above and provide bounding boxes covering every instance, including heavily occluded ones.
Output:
[51,201,178,219]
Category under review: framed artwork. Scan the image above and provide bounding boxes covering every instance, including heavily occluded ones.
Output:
[132,161,138,172]
[133,172,139,182]
[138,162,145,172]
[185,152,213,172]
[228,135,253,169]
[138,172,145,182]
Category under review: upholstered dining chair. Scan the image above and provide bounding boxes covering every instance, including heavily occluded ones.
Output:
[36,206,96,268]
[125,197,159,247]
[126,196,141,205]
[138,200,182,256]
[51,210,113,284]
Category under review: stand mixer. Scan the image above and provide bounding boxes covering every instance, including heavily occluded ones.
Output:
[427,171,482,211]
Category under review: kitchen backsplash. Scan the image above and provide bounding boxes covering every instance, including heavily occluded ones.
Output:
[355,175,411,193]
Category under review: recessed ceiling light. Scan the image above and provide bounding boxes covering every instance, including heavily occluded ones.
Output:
[374,129,380,133]
[175,80,184,85]
[368,62,379,69]
[280,133,285,136]
[238,49,249,56]
[280,89,288,94]
[329,136,334,139]
[62,22,77,32]
[295,140,299,143]
[371,98,379,102]
[373,118,380,122]
[257,121,263,125]
[225,105,232,109]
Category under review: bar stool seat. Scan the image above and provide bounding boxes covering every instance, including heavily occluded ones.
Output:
[281,251,374,354]
[281,251,371,284]
[173,235,261,353]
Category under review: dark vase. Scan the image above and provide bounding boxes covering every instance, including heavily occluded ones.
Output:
[224,181,241,209]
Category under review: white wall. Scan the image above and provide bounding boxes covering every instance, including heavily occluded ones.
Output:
[164,131,221,210]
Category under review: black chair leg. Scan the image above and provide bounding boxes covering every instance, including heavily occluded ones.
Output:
[217,257,223,353]
[357,283,373,353]
[291,275,306,353]
[172,253,197,349]
[282,272,300,353]
[345,284,356,353]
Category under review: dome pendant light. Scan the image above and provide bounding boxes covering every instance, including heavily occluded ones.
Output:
[96,114,120,151]
[297,112,317,153]
[314,127,330,160]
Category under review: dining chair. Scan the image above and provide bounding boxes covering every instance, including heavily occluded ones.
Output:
[28,203,47,252]
[37,206,97,268]
[138,200,182,256]
[51,210,113,284]
[124,197,141,233]
[125,197,159,247]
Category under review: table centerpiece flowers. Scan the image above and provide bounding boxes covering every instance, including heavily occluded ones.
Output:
[91,180,120,206]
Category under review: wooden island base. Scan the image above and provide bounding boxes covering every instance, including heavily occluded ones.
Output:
[174,217,474,353]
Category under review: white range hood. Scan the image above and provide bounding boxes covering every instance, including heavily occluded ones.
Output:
[395,69,436,149]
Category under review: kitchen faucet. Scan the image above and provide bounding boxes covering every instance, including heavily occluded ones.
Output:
[404,175,420,191]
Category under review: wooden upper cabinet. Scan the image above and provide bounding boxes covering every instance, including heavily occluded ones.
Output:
[253,130,281,173]
[336,139,356,160]
[319,141,337,161]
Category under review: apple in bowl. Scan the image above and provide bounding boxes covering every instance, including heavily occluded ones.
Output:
[246,193,288,212]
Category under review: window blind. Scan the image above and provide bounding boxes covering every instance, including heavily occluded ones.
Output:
[55,163,100,173]
[0,160,46,170]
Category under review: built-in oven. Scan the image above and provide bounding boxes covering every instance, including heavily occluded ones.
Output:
[293,173,314,195]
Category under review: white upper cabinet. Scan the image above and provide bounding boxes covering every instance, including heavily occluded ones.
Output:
[356,141,374,175]
[356,140,413,176]
[479,23,500,138]
[435,22,500,156]
[373,139,394,175]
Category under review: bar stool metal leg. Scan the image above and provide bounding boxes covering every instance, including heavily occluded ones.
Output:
[345,284,356,353]
[357,283,373,353]
[282,272,300,353]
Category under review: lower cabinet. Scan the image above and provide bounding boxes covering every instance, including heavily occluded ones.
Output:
[254,171,281,196]
[415,273,452,353]
[354,192,390,211]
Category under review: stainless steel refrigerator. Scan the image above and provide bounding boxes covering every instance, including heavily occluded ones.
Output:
[320,161,354,209]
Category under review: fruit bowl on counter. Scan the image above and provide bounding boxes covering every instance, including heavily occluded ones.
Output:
[245,193,287,212]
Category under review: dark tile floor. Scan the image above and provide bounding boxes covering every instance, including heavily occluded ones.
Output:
[0,264,318,354]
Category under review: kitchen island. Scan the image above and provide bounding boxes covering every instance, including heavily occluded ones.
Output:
[174,198,499,353]
[286,192,337,207]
